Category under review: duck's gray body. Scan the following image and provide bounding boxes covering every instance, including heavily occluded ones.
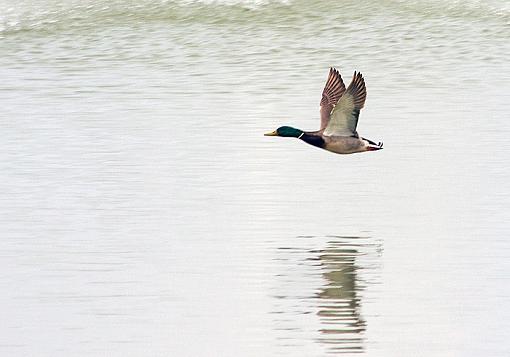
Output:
[323,135,376,154]
[301,131,382,154]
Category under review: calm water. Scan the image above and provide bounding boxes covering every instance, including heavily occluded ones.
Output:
[1,0,509,356]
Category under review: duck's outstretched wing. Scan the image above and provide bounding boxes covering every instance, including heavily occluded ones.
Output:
[320,68,346,130]
[323,71,366,137]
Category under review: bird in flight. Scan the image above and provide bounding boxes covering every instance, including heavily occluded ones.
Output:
[265,68,383,154]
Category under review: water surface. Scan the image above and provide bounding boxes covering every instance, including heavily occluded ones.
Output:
[1,0,509,356]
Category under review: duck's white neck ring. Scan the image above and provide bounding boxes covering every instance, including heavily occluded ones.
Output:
[298,132,304,139]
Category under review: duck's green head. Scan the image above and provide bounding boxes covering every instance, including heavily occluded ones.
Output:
[264,126,303,138]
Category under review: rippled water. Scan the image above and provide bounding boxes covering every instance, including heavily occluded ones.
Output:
[1,0,509,356]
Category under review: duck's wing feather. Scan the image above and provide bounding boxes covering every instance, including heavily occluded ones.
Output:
[320,68,346,129]
[323,71,366,137]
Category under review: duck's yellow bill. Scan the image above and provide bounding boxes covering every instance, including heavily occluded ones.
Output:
[264,130,278,136]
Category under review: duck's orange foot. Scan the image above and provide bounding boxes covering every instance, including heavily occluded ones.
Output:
[367,142,383,151]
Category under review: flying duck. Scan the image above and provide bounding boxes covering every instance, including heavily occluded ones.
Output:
[264,68,383,154]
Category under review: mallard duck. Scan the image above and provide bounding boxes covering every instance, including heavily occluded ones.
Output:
[264,68,383,154]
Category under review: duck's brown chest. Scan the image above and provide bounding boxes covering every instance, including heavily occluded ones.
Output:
[299,133,325,149]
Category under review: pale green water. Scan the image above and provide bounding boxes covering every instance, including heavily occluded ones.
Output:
[1,0,509,356]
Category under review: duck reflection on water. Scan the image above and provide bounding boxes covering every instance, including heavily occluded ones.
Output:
[272,235,381,354]
[272,236,382,354]
[311,237,379,353]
